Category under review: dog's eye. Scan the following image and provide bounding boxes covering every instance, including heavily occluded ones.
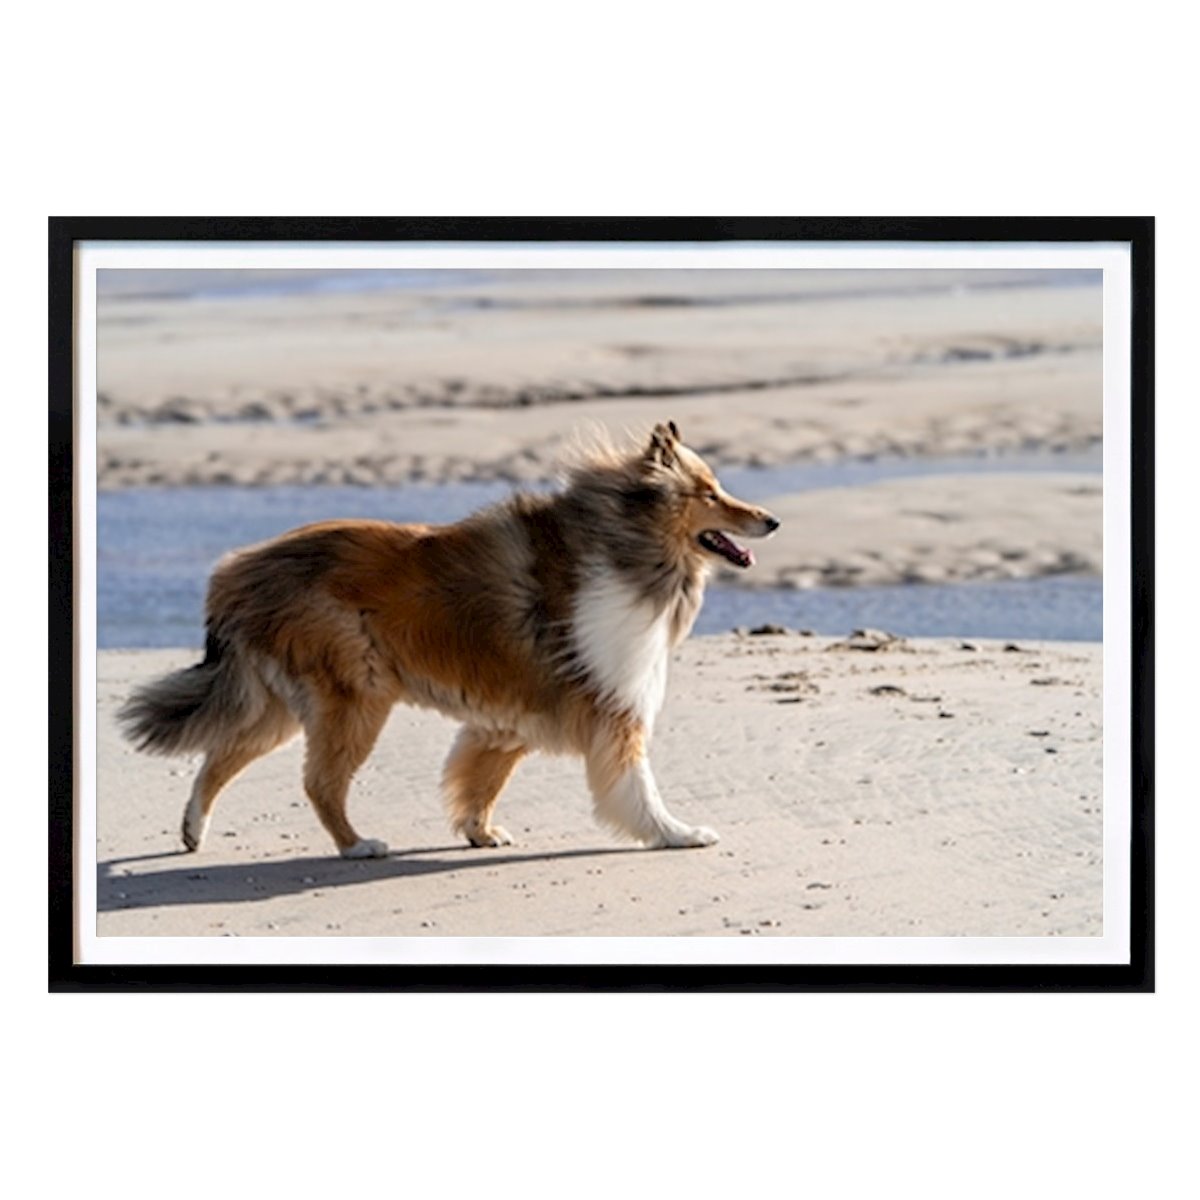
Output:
[705,490,719,502]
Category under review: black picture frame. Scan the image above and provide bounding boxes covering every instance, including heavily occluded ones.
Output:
[49,216,1154,992]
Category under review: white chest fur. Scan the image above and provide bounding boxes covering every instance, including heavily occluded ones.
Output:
[571,570,671,728]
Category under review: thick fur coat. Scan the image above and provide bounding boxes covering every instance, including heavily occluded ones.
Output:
[120,422,779,858]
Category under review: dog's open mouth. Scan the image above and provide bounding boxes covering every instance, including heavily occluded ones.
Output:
[698,530,754,568]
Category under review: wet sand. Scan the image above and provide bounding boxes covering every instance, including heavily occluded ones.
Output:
[97,268,1102,490]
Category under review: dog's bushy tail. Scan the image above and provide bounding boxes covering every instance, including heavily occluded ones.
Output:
[118,634,254,757]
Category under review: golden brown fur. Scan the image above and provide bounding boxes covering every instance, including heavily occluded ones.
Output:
[119,422,779,858]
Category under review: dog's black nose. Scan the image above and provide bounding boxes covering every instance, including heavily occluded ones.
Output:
[764,515,781,533]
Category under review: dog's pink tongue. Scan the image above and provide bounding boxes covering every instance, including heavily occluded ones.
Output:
[710,531,754,568]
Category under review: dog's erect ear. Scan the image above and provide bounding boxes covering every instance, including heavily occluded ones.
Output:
[646,421,680,467]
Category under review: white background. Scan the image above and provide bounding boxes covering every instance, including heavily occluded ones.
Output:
[6,3,1192,1198]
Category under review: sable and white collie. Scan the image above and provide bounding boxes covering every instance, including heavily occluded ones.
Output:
[119,422,780,859]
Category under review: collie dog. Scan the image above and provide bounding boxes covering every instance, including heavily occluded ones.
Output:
[119,422,779,858]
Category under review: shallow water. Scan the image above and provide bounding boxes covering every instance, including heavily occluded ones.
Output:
[695,576,1099,642]
[97,455,1102,649]
[718,445,1100,499]
[97,265,1103,306]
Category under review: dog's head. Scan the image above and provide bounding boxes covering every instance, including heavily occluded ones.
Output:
[642,421,780,570]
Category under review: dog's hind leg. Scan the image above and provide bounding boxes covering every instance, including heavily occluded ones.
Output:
[302,695,393,858]
[585,720,718,849]
[182,700,299,851]
[442,727,528,847]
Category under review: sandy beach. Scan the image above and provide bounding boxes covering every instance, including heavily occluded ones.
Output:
[98,269,1101,493]
[91,266,1106,943]
[97,268,1103,591]
[96,634,1102,939]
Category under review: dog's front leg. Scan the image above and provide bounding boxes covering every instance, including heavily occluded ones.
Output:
[585,723,718,849]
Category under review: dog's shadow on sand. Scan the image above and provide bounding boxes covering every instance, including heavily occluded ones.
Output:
[97,843,638,912]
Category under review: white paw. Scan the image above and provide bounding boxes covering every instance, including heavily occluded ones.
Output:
[341,837,390,859]
[181,806,208,852]
[467,825,514,848]
[650,824,720,850]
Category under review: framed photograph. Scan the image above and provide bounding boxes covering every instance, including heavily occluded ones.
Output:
[50,217,1153,990]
